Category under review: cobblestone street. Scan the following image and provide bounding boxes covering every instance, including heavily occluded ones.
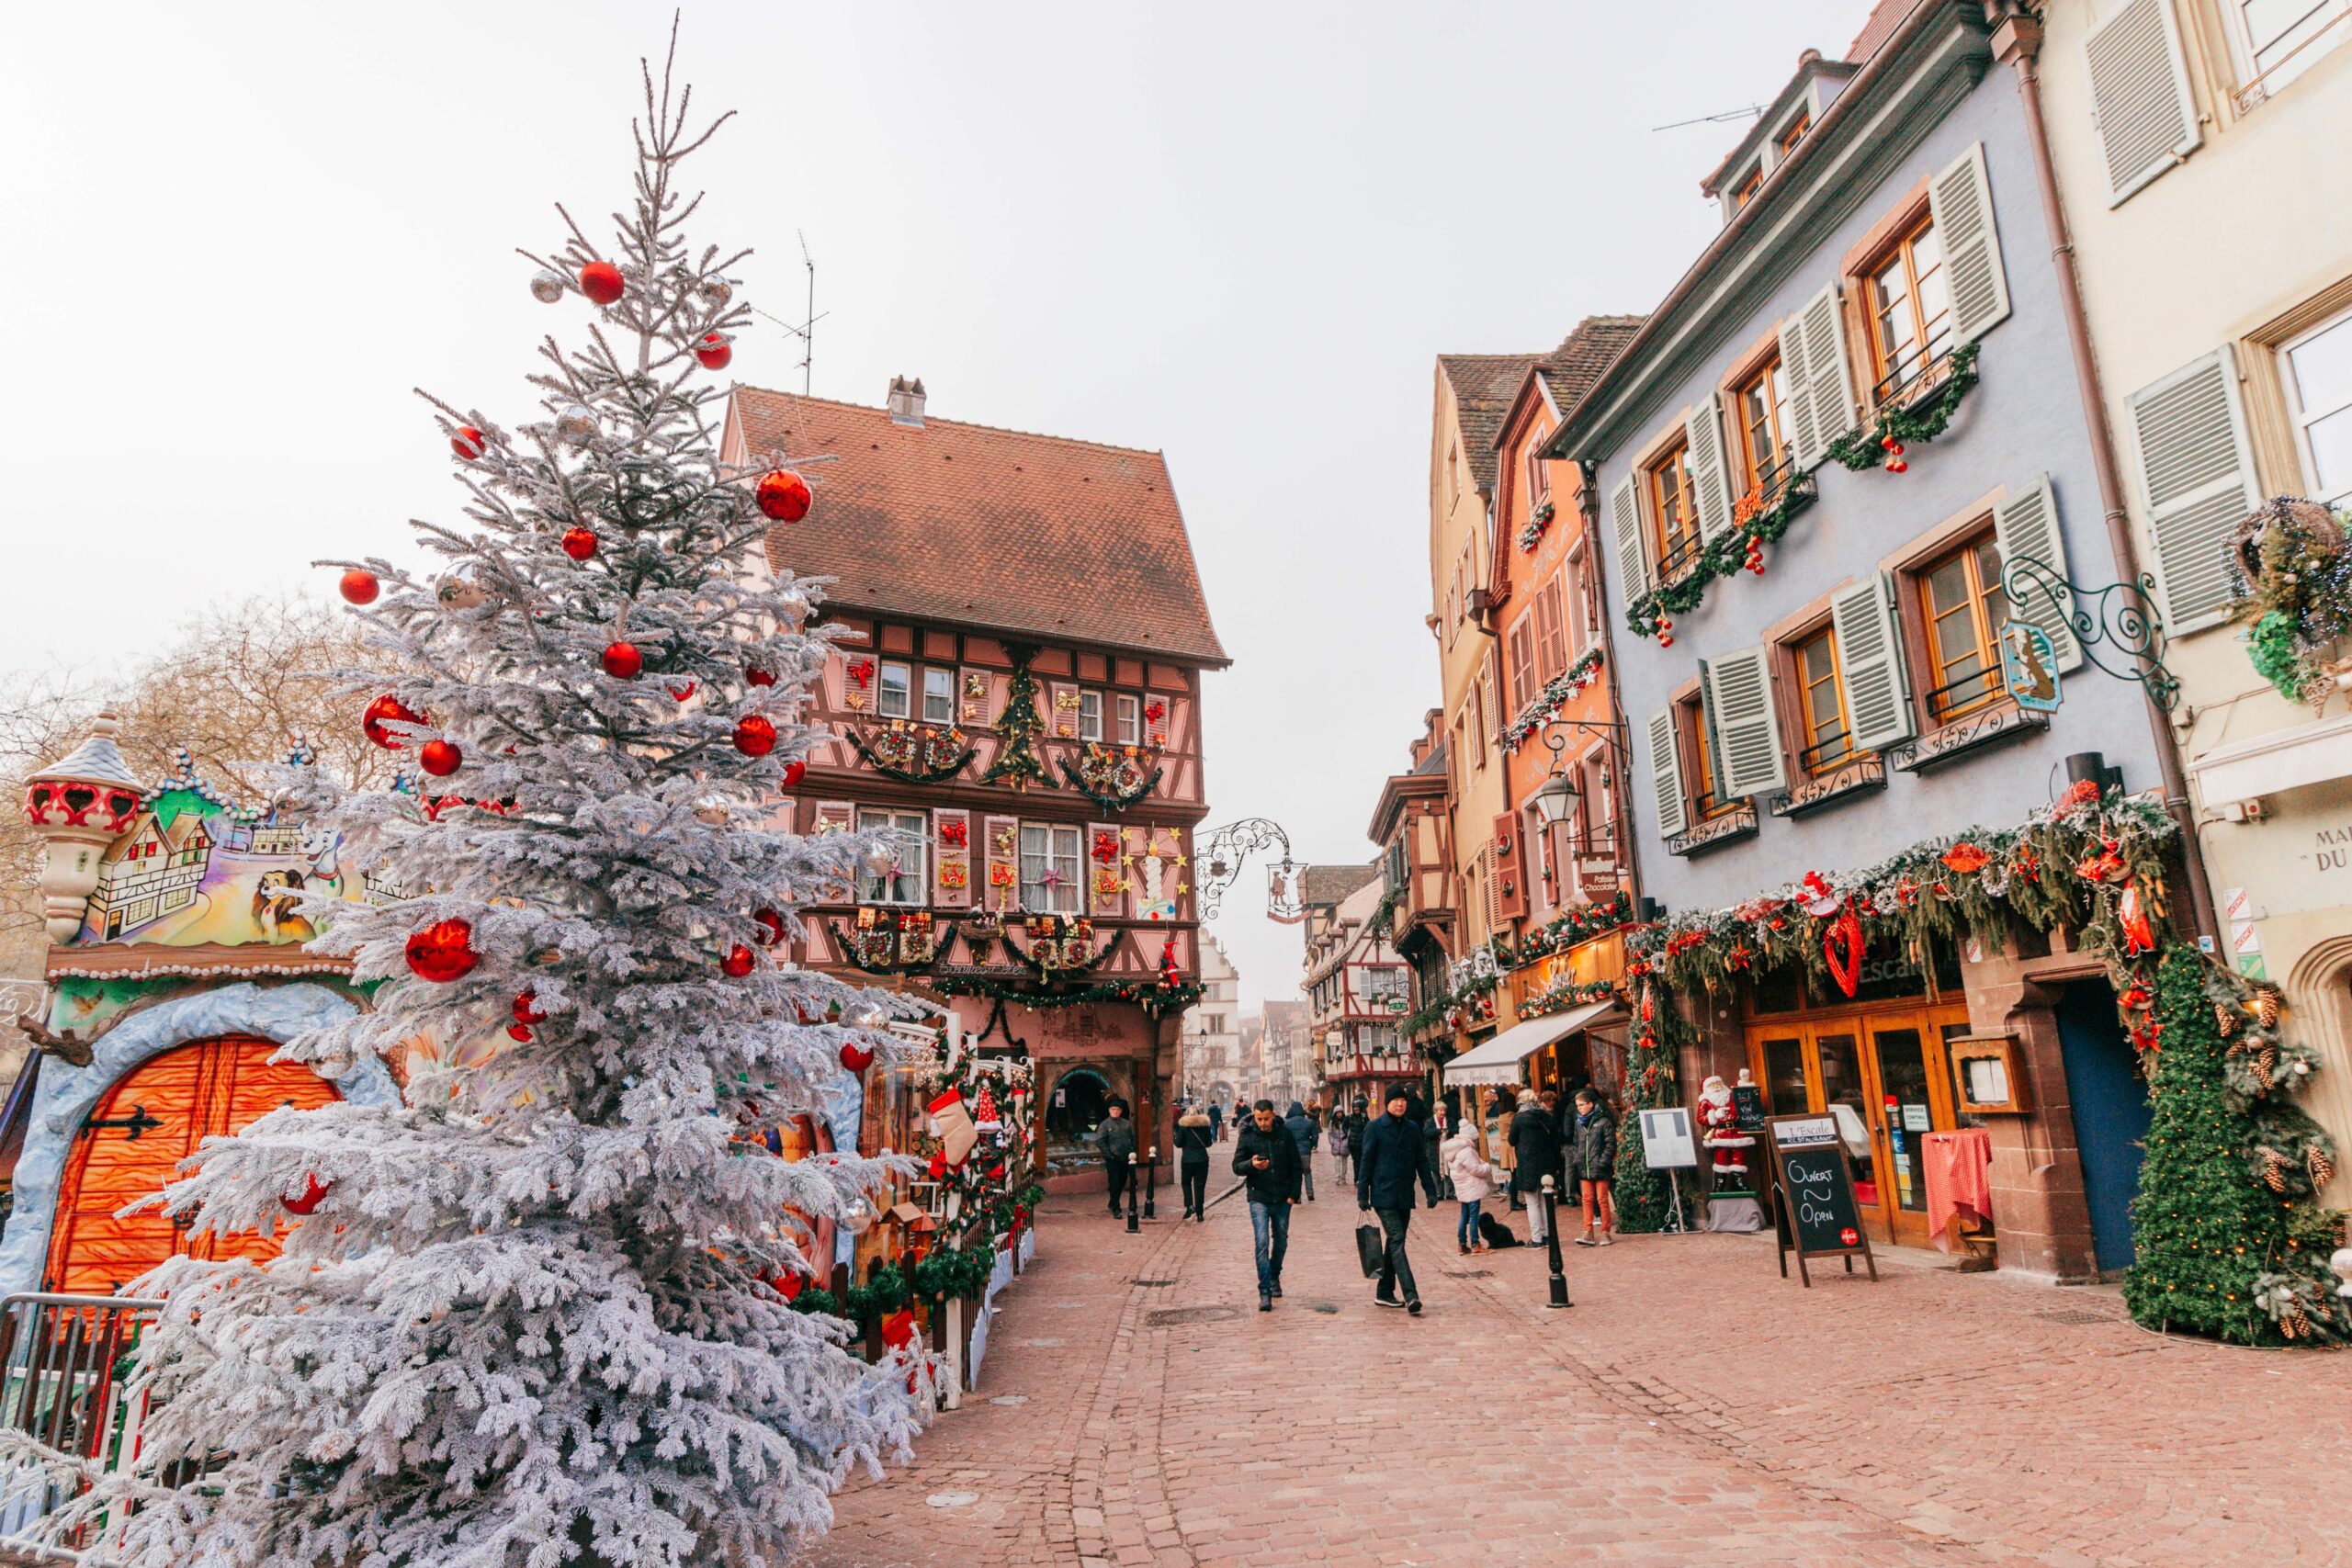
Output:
[811,1151,2352,1568]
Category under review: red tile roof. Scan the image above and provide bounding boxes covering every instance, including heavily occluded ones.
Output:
[1532,316,1646,433]
[1437,354,1547,494]
[733,388,1227,665]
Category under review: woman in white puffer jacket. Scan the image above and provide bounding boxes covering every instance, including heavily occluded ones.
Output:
[1442,1127,1497,1255]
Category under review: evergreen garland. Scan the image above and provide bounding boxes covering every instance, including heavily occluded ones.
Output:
[1821,343,1982,470]
[849,727,977,784]
[981,649,1052,786]
[1623,474,1818,639]
[2225,497,2352,705]
[2123,948,2348,1344]
[1611,984,1685,1234]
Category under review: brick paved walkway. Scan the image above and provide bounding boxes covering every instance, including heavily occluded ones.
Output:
[806,1150,2352,1567]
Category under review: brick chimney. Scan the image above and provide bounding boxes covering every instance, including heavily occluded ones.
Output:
[887,375,926,427]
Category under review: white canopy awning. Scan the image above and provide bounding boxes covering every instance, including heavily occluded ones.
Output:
[1442,999,1622,1087]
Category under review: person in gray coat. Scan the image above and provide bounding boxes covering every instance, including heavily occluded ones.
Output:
[1283,1101,1319,1201]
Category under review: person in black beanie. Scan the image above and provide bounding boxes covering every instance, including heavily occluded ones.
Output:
[1098,1099,1136,1218]
[1356,1087,1423,1314]
[1233,1100,1303,1310]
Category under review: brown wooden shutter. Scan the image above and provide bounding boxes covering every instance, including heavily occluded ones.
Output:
[1491,813,1527,921]
[1090,820,1126,918]
[1537,580,1568,681]
[933,807,973,909]
[982,814,1022,916]
[1507,616,1539,715]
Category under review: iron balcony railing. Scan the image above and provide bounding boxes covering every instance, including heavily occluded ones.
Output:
[1797,727,1859,777]
[1926,662,2007,724]
[1871,337,1957,412]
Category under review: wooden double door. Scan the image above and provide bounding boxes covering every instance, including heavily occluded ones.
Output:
[44,1037,341,1296]
[1747,1002,1970,1247]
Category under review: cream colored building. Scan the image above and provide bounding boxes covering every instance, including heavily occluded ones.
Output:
[2034,0,2352,1195]
[1180,934,1243,1114]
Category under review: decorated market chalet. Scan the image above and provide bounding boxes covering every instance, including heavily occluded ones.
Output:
[722,378,1228,1192]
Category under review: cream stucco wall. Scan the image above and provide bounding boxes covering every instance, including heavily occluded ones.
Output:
[1429,367,1508,954]
[2039,0,2352,1198]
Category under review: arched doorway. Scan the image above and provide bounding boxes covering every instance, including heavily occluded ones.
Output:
[1043,1068,1115,1161]
[44,1036,341,1295]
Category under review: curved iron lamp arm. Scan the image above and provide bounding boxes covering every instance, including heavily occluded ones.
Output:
[1194,818,1295,919]
[1998,554,2181,713]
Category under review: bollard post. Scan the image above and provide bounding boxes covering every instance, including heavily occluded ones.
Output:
[1126,1153,1141,1235]
[1542,1174,1571,1309]
[1144,1145,1158,1220]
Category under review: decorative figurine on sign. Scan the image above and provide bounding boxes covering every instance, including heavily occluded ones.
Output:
[1696,1074,1754,1190]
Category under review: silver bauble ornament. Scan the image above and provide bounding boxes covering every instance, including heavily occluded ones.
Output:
[701,274,733,307]
[556,404,597,445]
[776,587,810,628]
[693,796,729,827]
[436,574,489,612]
[529,269,565,304]
[847,1001,889,1032]
[862,842,900,877]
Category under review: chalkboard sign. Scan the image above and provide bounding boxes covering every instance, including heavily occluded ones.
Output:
[1732,1083,1766,1131]
[1765,1114,1878,1287]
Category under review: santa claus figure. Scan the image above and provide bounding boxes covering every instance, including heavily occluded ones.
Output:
[1696,1074,1753,1188]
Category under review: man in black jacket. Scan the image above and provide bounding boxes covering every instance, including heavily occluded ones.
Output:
[1098,1100,1137,1219]
[1355,1088,1423,1314]
[1233,1100,1303,1310]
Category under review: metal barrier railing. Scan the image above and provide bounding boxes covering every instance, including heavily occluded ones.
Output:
[0,1293,162,1563]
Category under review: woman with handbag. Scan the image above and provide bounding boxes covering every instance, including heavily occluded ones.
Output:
[1174,1102,1215,1221]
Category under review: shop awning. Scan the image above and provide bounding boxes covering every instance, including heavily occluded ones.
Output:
[1442,999,1622,1087]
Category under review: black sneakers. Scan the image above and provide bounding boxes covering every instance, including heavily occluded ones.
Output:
[1374,1293,1406,1310]
[1407,1299,1423,1316]
[1271,1282,1283,1299]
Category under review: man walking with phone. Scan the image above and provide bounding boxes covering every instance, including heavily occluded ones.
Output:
[1233,1100,1303,1312]
[1356,1087,1423,1315]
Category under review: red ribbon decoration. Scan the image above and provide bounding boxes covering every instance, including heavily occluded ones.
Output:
[1823,901,1865,998]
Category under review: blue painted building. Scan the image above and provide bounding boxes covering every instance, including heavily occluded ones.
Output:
[1544,2,2176,1278]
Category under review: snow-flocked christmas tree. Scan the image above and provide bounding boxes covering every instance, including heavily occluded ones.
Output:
[9,41,933,1567]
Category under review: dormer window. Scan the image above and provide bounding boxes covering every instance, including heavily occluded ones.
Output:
[1731,164,1765,210]
[1774,106,1811,160]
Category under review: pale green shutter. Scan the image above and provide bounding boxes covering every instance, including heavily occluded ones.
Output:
[2128,347,2261,631]
[1991,474,2085,672]
[2085,0,2200,206]
[1777,311,1821,467]
[1645,709,1687,840]
[1796,285,1856,455]
[1829,574,1914,753]
[1703,646,1786,797]
[1929,144,2012,344]
[1687,398,1736,541]
[1609,475,1650,596]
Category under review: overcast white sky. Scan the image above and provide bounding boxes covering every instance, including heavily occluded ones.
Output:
[3,1,1872,1006]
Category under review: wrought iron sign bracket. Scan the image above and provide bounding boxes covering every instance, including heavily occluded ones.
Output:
[1999,556,2182,712]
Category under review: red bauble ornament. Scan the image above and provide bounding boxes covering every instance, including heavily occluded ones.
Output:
[779,759,806,789]
[1881,434,1900,452]
[601,641,643,680]
[282,1175,331,1215]
[840,1042,875,1073]
[338,569,380,605]
[1886,457,1908,474]
[450,425,488,460]
[419,739,462,777]
[561,526,598,561]
[733,715,777,756]
[506,1023,534,1043]
[720,944,756,977]
[578,260,626,305]
[695,333,733,370]
[363,694,426,750]
[775,1270,805,1303]
[513,988,547,1025]
[752,908,786,947]
[404,918,479,983]
[745,663,777,687]
[755,468,813,523]
[668,682,698,703]
[927,1153,948,1179]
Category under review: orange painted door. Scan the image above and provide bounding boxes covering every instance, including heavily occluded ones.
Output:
[44,1037,341,1296]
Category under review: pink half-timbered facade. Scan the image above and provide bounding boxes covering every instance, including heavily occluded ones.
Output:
[723,379,1227,1190]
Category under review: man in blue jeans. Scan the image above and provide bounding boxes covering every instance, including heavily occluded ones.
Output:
[1231,1100,1303,1311]
[1356,1087,1423,1314]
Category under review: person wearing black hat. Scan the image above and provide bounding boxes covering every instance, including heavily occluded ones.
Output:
[1098,1099,1136,1219]
[1355,1087,1423,1314]
[1233,1100,1303,1310]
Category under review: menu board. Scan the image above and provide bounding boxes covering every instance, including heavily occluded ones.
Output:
[1765,1113,1879,1287]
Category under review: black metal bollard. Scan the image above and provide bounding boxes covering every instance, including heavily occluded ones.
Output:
[1126,1153,1140,1234]
[1143,1149,1158,1220]
[1542,1175,1571,1309]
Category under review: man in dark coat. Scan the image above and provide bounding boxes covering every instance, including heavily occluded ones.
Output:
[1417,1099,1444,1207]
[1355,1088,1423,1314]
[1508,1089,1564,1245]
[1098,1100,1137,1219]
[1283,1101,1319,1201]
[1340,1098,1369,1183]
[1233,1100,1304,1309]
[1206,1100,1223,1144]
[1174,1103,1215,1221]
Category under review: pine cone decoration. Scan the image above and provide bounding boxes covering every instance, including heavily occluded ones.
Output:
[2312,1147,2336,1188]
[2215,1000,2240,1037]
[2257,1043,2278,1087]
[2284,1299,2310,1339]
[2262,1147,2290,1192]
[2254,987,2283,1029]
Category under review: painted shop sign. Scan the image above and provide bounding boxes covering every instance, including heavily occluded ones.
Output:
[2312,824,2352,874]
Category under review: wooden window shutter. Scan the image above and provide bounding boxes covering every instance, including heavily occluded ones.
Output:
[2085,0,2200,207]
[1480,842,1500,930]
[1090,821,1126,917]
[1796,285,1857,455]
[1609,476,1650,596]
[933,807,973,908]
[1645,709,1687,840]
[1929,144,2012,344]
[1508,615,1539,713]
[2129,346,2262,632]
[1703,647,1787,797]
[1828,574,1916,753]
[1537,580,1568,681]
[982,813,1022,915]
[814,801,857,903]
[1491,812,1526,920]
[1991,474,2086,672]
[958,666,994,727]
[1778,311,1823,467]
[1046,681,1080,739]
[1686,398,1736,541]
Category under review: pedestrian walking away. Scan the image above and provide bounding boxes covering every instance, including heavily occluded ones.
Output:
[1342,1097,1369,1186]
[1571,1087,1619,1246]
[1326,1116,1350,1183]
[1174,1102,1213,1221]
[1233,1099,1303,1310]
[1098,1099,1137,1219]
[1441,1122,1497,1255]
[1509,1089,1563,1246]
[1416,1098,1444,1208]
[1356,1087,1423,1314]
[1205,1100,1222,1145]
[1283,1100,1319,1201]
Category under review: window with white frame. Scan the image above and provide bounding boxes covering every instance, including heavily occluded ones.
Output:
[1079,690,1103,742]
[2225,0,2352,100]
[2284,307,2352,507]
[921,668,955,725]
[854,807,926,905]
[876,660,912,720]
[1019,823,1082,914]
[1363,966,1408,1007]
[1115,694,1141,745]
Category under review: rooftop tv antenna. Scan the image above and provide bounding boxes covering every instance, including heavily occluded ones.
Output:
[1651,102,1766,132]
[750,231,827,394]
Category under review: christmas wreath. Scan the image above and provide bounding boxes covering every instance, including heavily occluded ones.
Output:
[1061,742,1164,810]
[851,724,976,784]
[2226,496,2352,705]
[1821,342,1982,472]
